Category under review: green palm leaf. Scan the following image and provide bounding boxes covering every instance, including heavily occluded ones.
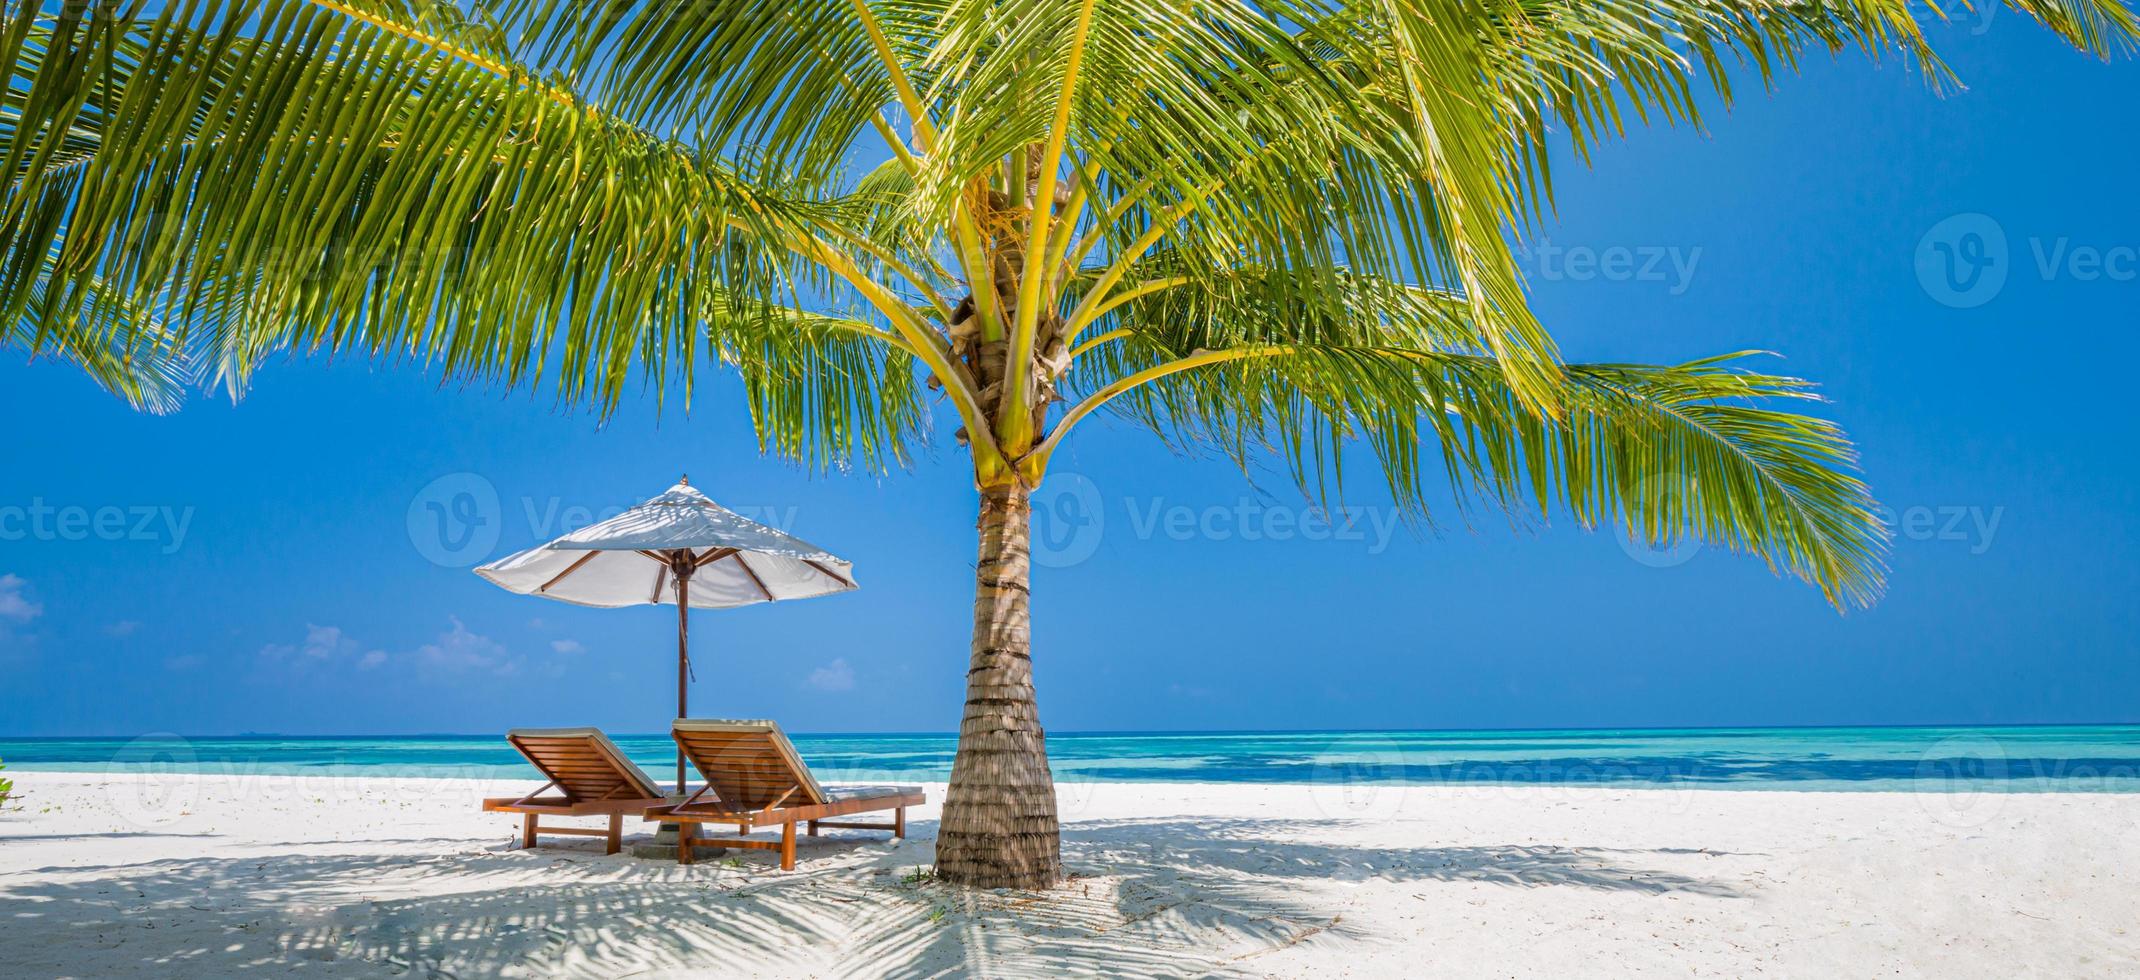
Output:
[8,253,190,413]
[706,289,928,474]
[1063,274,1886,606]
[3,3,810,418]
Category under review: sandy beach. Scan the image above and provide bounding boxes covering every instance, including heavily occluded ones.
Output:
[1,771,2133,977]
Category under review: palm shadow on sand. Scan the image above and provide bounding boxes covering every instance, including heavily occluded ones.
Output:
[0,816,1743,977]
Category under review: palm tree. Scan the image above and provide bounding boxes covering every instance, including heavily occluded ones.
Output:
[6,0,2132,888]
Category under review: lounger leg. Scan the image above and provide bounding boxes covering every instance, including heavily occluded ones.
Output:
[678,823,695,866]
[606,813,622,856]
[807,819,820,837]
[780,820,797,870]
[522,813,538,849]
[895,807,906,839]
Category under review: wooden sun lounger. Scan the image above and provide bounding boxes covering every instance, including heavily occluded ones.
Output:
[645,718,925,869]
[480,727,671,855]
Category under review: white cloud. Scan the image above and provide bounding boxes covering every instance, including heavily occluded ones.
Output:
[550,638,585,655]
[0,574,42,623]
[263,624,347,661]
[257,619,524,677]
[417,617,517,676]
[105,620,142,638]
[260,623,385,670]
[806,658,856,693]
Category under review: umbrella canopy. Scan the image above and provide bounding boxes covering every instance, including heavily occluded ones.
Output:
[475,481,856,607]
[474,478,856,790]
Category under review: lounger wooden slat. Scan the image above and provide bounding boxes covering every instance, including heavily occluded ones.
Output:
[513,754,620,765]
[649,718,925,870]
[480,727,669,855]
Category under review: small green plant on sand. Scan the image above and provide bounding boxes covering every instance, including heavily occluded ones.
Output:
[902,866,937,886]
[0,758,12,807]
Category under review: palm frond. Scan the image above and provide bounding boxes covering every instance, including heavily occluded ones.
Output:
[1066,253,1495,356]
[496,0,929,187]
[8,253,191,414]
[1287,0,2138,223]
[2,2,813,418]
[707,290,928,475]
[1059,274,1887,608]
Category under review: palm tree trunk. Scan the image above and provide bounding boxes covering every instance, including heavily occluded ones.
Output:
[935,482,1062,889]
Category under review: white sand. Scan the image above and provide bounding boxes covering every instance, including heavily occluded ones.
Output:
[2,771,2135,978]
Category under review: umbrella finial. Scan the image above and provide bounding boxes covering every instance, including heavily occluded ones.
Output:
[679,473,689,486]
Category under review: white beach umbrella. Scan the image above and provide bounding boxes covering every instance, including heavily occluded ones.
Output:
[474,478,856,789]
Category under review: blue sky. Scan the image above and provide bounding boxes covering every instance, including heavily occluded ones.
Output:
[4,20,2137,737]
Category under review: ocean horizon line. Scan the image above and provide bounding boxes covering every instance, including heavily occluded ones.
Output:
[8,720,2140,742]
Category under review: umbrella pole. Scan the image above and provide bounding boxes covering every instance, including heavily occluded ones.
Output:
[675,567,690,793]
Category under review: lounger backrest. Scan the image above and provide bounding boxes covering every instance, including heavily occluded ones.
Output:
[672,718,827,808]
[506,727,665,802]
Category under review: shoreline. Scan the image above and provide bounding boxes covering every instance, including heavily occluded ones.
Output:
[8,765,2140,794]
[5,771,2137,977]
[9,722,2140,793]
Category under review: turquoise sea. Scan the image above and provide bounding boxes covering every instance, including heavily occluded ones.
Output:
[3,725,2138,791]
